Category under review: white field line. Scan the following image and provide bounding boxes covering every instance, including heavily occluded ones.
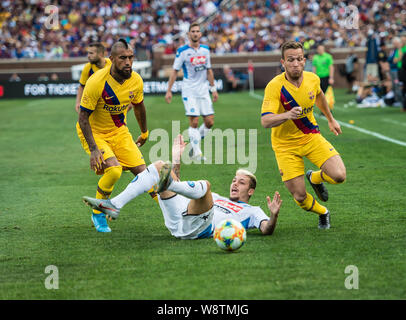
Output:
[249,93,406,148]
[382,118,406,128]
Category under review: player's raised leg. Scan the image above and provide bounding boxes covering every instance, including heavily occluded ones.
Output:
[307,155,346,202]
[284,176,331,229]
[83,161,162,219]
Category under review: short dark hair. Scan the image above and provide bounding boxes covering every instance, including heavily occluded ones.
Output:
[189,22,200,32]
[88,42,105,53]
[281,41,304,59]
[110,38,131,56]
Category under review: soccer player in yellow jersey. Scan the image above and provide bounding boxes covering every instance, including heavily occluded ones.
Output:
[75,42,112,113]
[261,41,346,229]
[77,39,153,233]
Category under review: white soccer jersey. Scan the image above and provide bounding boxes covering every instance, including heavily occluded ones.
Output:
[211,193,270,231]
[173,44,212,97]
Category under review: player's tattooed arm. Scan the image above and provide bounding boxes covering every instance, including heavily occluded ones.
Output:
[78,109,105,172]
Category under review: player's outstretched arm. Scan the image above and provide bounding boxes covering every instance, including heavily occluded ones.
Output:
[260,191,282,235]
[207,69,218,102]
[75,84,85,113]
[165,69,178,104]
[78,109,105,172]
[132,101,149,147]
[171,134,187,179]
[315,91,342,136]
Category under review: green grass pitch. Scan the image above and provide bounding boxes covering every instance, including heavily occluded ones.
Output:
[0,89,405,299]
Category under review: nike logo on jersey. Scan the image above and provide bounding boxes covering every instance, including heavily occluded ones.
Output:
[283,100,293,105]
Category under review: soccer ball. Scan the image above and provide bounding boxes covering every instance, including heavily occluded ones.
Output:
[213,219,246,251]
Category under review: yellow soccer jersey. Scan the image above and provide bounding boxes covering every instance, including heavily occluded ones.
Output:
[77,66,144,135]
[79,58,112,86]
[261,71,321,150]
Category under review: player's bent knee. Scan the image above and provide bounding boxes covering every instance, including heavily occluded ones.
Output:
[205,120,214,128]
[202,180,211,191]
[332,168,346,184]
[335,172,346,184]
[293,192,307,203]
[107,166,122,182]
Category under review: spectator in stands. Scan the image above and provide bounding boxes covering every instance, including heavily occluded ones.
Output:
[50,73,59,81]
[365,29,380,81]
[0,0,405,59]
[9,73,21,82]
[222,64,248,91]
[398,46,406,112]
[343,48,359,94]
[38,73,49,82]
[388,37,403,107]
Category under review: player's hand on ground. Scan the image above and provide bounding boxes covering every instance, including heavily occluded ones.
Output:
[266,191,282,217]
[328,118,342,136]
[90,148,105,173]
[287,106,302,119]
[136,135,147,147]
[172,134,187,164]
[165,91,172,104]
[212,91,218,102]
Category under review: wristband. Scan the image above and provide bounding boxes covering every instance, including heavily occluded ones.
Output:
[209,86,217,93]
[141,130,149,139]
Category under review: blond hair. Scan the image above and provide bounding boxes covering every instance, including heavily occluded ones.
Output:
[236,169,257,190]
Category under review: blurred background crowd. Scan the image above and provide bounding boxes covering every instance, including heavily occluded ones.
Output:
[0,0,405,59]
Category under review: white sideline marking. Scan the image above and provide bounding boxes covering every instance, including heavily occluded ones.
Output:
[382,118,406,128]
[249,93,406,148]
[321,118,406,148]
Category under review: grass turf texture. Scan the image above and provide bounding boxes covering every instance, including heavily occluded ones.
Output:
[0,90,405,299]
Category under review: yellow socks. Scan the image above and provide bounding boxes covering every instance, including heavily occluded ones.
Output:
[310,170,340,185]
[148,187,159,203]
[295,193,328,215]
[93,166,122,214]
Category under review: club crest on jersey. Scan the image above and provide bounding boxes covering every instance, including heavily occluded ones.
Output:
[129,91,134,100]
[308,91,315,100]
[190,56,206,66]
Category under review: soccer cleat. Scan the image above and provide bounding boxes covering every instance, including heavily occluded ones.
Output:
[318,210,331,229]
[83,196,120,220]
[91,213,111,233]
[306,170,328,202]
[156,161,173,193]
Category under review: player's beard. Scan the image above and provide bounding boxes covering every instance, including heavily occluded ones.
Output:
[286,68,303,81]
[89,57,101,65]
[117,67,132,79]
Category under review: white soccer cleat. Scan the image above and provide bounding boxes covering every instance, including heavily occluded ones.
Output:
[83,197,120,220]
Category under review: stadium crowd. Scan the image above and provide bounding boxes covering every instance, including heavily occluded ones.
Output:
[0,0,405,60]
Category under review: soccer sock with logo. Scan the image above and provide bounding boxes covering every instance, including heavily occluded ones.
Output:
[188,126,202,155]
[111,164,159,209]
[167,180,208,199]
[310,170,340,185]
[199,123,211,139]
[294,192,328,215]
[93,166,122,214]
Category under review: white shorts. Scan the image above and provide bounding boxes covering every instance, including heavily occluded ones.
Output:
[182,93,214,117]
[158,194,214,239]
